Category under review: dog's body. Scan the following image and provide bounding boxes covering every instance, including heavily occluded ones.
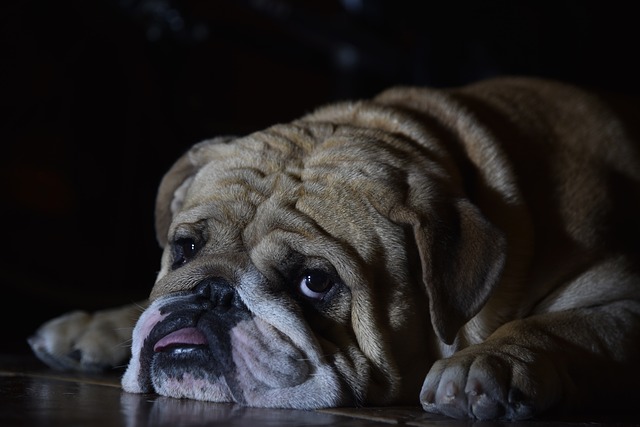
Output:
[29,77,640,420]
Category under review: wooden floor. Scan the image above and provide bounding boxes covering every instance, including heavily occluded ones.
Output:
[1,352,638,427]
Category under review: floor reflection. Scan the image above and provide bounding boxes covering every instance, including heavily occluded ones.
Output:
[120,392,363,426]
[2,369,636,427]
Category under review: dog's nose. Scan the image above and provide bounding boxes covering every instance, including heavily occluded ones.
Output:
[194,278,242,309]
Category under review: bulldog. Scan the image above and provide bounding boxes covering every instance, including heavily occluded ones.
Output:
[28,77,640,420]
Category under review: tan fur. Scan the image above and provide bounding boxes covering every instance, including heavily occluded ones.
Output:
[30,77,640,420]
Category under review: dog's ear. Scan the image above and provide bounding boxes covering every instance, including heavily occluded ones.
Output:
[155,137,236,248]
[392,198,506,344]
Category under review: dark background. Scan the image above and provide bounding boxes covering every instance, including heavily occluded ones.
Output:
[2,0,639,353]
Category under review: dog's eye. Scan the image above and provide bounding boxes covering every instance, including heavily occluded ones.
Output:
[172,237,199,268]
[298,271,333,300]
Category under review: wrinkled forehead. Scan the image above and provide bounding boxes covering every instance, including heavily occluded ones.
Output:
[180,161,302,230]
[183,129,314,207]
[176,123,440,231]
[165,140,312,257]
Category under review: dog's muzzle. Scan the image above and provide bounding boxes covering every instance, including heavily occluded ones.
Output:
[122,277,345,408]
[136,278,256,401]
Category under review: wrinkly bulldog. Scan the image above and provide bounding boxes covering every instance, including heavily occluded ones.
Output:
[29,77,640,420]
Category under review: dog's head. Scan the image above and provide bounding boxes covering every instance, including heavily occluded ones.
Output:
[121,100,505,408]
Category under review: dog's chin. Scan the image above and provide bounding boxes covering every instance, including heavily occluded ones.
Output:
[151,345,235,402]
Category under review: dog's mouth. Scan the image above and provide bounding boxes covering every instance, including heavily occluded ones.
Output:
[144,302,250,365]
[153,327,208,354]
[143,291,251,360]
[143,308,214,360]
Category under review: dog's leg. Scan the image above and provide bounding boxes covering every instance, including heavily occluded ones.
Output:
[420,299,640,420]
[28,301,147,372]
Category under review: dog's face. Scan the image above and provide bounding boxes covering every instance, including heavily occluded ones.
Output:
[122,107,505,408]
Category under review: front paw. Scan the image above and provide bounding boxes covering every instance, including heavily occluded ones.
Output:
[420,344,561,420]
[28,306,138,373]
